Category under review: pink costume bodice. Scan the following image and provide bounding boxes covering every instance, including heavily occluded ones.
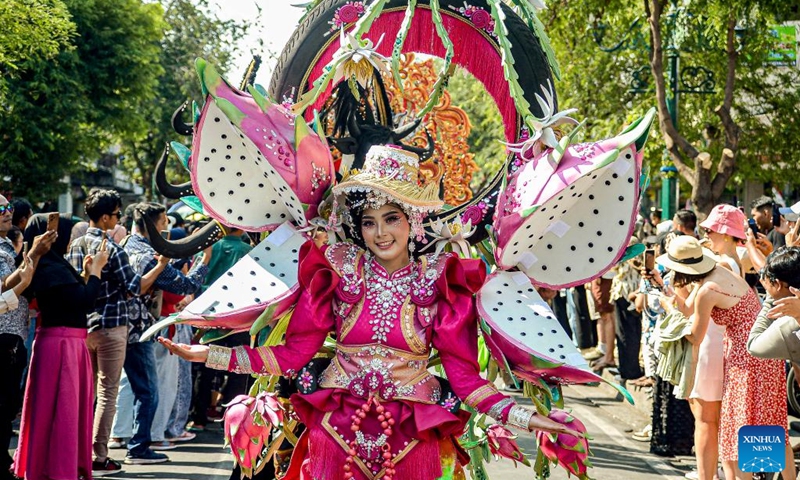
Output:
[226,241,511,480]
[317,243,447,405]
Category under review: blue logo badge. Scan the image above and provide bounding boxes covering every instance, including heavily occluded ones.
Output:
[738,426,785,473]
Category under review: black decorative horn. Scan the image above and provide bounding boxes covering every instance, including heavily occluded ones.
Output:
[155,144,195,199]
[141,211,225,258]
[347,112,362,138]
[392,118,422,141]
[399,129,436,160]
[171,101,193,136]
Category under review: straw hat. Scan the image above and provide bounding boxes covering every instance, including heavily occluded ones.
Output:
[656,235,717,275]
[333,145,443,213]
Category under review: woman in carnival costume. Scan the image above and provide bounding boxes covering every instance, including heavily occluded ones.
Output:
[159,144,584,480]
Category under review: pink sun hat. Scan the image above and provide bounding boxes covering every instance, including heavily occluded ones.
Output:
[700,204,747,240]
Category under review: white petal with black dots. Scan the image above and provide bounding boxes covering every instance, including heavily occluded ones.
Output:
[478,271,589,369]
[501,150,637,288]
[184,223,304,317]
[192,101,298,230]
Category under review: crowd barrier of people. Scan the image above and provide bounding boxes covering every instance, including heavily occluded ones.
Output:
[556,196,800,480]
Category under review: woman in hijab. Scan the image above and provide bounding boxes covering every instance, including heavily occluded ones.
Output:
[12,214,109,480]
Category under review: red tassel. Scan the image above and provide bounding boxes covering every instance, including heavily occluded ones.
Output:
[392,438,443,480]
[308,428,349,480]
[306,9,519,142]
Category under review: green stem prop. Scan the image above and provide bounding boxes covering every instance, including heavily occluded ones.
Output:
[487,0,535,132]
[391,0,417,92]
[415,0,455,118]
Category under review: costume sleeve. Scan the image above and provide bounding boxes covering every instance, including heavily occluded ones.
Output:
[206,241,338,376]
[431,256,513,420]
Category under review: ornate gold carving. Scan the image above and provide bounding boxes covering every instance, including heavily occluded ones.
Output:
[382,54,478,206]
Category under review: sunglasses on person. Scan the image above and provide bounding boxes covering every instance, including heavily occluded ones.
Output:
[0,204,14,215]
[109,211,122,218]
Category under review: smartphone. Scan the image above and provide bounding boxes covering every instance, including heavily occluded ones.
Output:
[644,248,655,273]
[22,241,28,258]
[748,218,759,236]
[159,230,170,240]
[46,212,59,232]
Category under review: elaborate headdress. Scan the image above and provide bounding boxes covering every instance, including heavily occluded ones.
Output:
[333,144,442,241]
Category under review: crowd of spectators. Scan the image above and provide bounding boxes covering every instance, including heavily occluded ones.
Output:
[0,189,255,480]
[552,196,800,480]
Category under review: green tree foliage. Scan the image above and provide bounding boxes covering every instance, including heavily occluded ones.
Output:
[119,0,252,199]
[0,0,75,79]
[543,0,800,213]
[0,0,165,202]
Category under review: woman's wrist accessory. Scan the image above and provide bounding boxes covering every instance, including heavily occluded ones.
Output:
[487,398,515,421]
[206,345,232,371]
[508,404,536,431]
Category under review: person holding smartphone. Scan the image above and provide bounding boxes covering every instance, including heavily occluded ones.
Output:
[658,235,792,480]
[0,195,57,480]
[751,196,786,249]
[12,214,109,480]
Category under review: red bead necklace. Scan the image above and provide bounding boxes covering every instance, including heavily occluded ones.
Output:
[343,396,397,480]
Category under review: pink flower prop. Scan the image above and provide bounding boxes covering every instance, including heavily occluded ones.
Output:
[223,392,284,477]
[486,424,530,467]
[535,409,591,479]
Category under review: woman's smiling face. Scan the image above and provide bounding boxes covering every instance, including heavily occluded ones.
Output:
[361,203,410,273]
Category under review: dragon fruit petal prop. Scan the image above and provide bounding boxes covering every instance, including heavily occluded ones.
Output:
[477,271,604,386]
[536,409,591,480]
[177,222,304,335]
[139,223,305,342]
[191,59,333,231]
[494,108,656,289]
[486,424,530,467]
[223,393,283,477]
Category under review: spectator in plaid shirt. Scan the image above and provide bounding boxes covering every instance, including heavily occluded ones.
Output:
[66,189,168,476]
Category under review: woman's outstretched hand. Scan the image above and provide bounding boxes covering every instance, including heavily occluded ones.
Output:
[528,410,584,438]
[158,336,210,362]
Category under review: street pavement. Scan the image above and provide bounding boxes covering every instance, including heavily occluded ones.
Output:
[9,378,798,479]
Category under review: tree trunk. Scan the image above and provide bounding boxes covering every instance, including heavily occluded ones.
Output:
[645,1,740,216]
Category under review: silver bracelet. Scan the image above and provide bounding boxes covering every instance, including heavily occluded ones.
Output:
[487,398,515,421]
[507,404,535,431]
[205,345,232,371]
[232,345,253,374]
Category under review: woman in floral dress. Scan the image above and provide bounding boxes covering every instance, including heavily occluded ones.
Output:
[159,145,582,480]
[657,235,791,480]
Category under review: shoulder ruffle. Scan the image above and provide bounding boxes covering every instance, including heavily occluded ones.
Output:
[298,241,340,293]
[434,254,487,305]
[410,253,486,307]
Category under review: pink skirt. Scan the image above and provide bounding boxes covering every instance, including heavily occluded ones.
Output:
[13,327,94,480]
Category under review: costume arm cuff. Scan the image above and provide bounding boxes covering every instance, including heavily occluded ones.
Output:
[507,404,536,432]
[205,345,233,371]
[463,384,501,408]
[487,397,515,422]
